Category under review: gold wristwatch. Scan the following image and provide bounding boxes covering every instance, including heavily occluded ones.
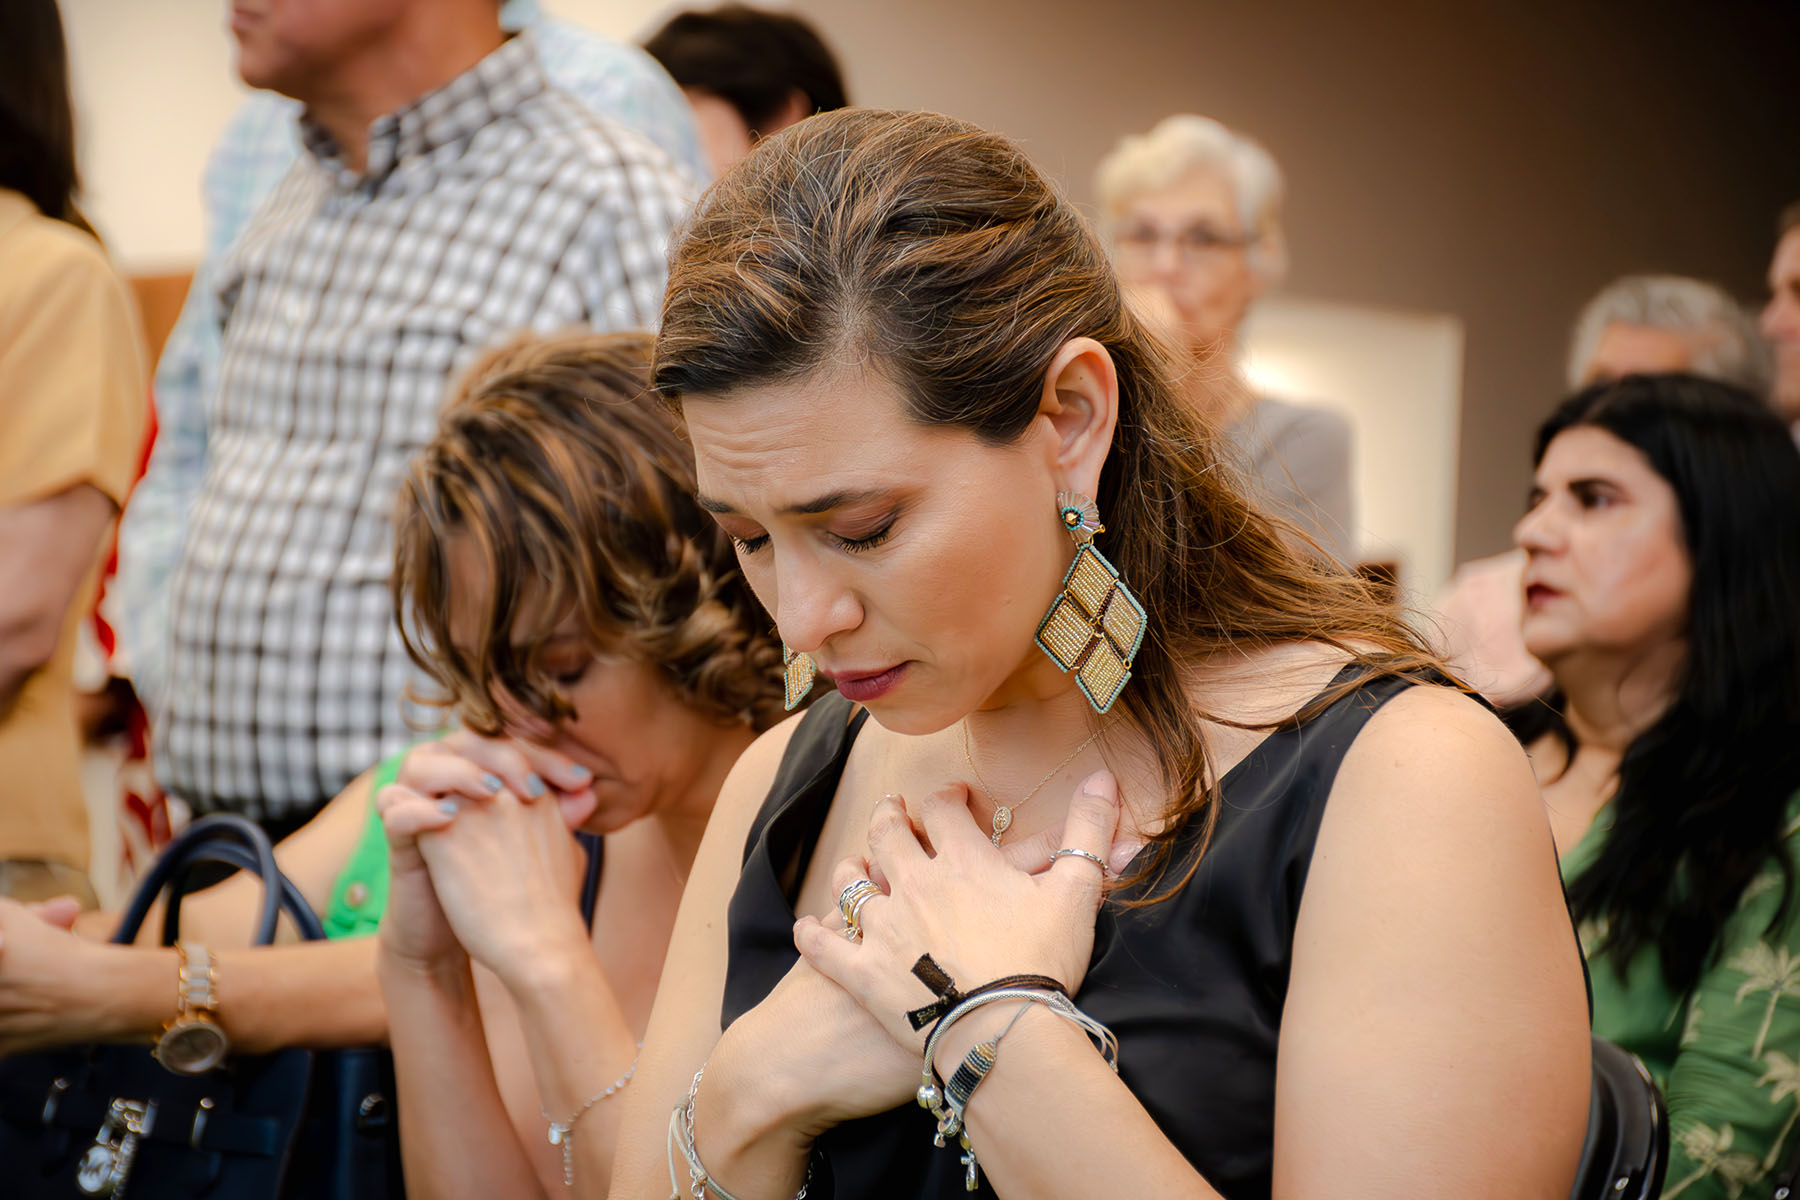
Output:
[152,942,229,1075]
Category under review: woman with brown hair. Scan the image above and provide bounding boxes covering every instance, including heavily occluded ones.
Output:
[590,109,1589,1199]
[374,330,787,1195]
[0,331,784,1194]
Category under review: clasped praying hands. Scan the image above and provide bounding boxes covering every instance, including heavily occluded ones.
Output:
[794,770,1132,1055]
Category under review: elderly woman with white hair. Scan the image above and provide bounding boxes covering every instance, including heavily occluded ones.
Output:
[1096,114,1356,563]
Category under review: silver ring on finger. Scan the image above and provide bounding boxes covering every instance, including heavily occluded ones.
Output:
[1049,847,1109,875]
[846,887,880,940]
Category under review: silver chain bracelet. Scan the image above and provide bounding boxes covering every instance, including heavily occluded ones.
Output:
[667,1065,811,1200]
[545,1041,643,1188]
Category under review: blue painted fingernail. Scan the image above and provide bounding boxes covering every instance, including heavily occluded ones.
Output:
[438,799,459,816]
[525,774,548,798]
[567,764,592,782]
[481,773,503,794]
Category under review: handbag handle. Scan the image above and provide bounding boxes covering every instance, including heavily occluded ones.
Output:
[111,814,284,947]
[161,843,329,945]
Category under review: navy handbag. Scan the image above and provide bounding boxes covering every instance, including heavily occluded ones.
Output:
[0,813,402,1198]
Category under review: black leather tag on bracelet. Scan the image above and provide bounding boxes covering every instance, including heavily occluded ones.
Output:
[907,954,965,1030]
[905,956,1071,1032]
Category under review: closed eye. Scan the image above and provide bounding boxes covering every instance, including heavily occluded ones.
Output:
[832,521,895,553]
[728,512,900,556]
[552,662,591,686]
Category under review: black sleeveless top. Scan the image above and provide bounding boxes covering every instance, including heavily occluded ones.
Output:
[722,670,1421,1199]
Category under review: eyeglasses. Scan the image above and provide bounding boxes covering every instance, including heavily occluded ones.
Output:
[1112,223,1254,269]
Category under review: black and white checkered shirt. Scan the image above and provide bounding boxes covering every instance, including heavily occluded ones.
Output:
[158,32,695,820]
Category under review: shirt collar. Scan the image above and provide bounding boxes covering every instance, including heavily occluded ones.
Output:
[298,29,546,189]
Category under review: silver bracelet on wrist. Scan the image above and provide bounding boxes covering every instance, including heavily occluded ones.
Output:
[915,987,1121,1191]
[667,1065,812,1200]
[544,1041,642,1188]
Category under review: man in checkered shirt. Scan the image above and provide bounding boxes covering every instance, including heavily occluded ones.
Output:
[130,0,697,833]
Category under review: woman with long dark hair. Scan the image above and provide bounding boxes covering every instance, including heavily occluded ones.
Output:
[426,108,1597,1198]
[0,0,147,905]
[1513,372,1800,1198]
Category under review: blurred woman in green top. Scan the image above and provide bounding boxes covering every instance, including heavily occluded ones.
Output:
[0,331,789,1194]
[1511,372,1800,1198]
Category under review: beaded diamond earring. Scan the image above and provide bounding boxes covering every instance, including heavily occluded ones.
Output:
[1033,491,1146,714]
[782,644,816,711]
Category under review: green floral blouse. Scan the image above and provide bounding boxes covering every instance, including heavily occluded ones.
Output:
[1566,796,1800,1199]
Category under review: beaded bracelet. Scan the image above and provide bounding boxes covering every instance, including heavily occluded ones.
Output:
[943,1001,1033,1111]
[667,1065,812,1200]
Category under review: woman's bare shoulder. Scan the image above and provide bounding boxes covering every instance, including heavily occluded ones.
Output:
[1331,680,1545,835]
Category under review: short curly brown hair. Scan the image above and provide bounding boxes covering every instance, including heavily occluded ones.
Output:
[393,331,788,735]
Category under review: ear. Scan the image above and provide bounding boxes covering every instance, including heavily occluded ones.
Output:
[1036,337,1119,500]
[771,88,814,133]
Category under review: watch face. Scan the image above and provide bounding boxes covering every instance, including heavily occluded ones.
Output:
[157,1019,229,1075]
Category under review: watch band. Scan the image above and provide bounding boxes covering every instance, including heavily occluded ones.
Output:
[175,942,217,1018]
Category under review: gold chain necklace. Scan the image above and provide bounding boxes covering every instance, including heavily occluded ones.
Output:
[961,721,1102,846]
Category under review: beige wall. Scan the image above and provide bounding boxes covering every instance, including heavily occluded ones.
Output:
[787,0,1800,560]
[65,0,1800,558]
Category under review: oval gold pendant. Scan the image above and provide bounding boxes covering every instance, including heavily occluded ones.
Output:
[990,805,1013,844]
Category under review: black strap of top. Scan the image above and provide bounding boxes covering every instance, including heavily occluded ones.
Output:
[742,693,871,869]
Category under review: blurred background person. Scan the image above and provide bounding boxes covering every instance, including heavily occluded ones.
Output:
[1763,202,1800,434]
[0,0,148,905]
[1437,273,1769,706]
[115,0,695,841]
[113,0,703,754]
[1571,274,1771,395]
[1512,373,1800,1197]
[644,3,848,178]
[1096,113,1356,564]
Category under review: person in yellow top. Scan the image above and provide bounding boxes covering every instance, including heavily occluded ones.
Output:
[0,0,149,904]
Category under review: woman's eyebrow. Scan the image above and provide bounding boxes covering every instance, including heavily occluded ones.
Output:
[696,487,891,517]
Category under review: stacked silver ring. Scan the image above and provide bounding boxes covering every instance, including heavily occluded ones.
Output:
[837,878,883,940]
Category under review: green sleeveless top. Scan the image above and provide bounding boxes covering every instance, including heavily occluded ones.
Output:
[321,750,405,940]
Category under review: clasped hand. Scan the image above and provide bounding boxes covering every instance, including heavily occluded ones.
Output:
[796,770,1130,1058]
[374,733,596,987]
